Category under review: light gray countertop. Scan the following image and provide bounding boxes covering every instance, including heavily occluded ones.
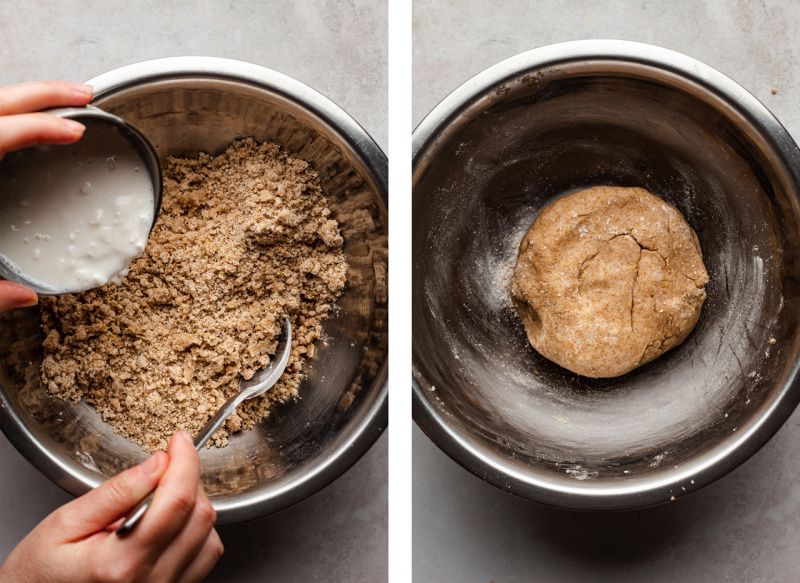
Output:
[0,2,387,581]
[413,1,800,581]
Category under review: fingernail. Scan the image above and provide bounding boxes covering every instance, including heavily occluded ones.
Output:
[15,292,38,308]
[140,452,163,475]
[0,283,37,312]
[63,119,85,134]
[178,431,193,445]
[74,83,93,100]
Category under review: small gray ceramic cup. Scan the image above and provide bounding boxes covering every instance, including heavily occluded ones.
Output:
[0,106,162,294]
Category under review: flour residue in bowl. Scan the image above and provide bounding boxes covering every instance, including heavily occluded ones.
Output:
[564,465,598,480]
[40,138,346,451]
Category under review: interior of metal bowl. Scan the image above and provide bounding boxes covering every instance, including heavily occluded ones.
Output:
[413,41,800,510]
[0,58,387,524]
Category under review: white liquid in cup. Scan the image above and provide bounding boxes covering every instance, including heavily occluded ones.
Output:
[0,123,155,293]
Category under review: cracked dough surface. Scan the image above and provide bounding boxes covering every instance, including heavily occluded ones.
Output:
[510,186,709,378]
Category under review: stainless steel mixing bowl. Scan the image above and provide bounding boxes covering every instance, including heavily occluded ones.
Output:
[413,40,800,510]
[0,57,387,524]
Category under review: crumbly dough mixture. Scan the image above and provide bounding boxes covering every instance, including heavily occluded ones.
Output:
[40,138,346,451]
[510,186,708,378]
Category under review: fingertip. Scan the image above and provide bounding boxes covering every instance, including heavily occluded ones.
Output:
[0,281,37,313]
[41,80,92,106]
[139,450,168,477]
[0,81,93,117]
[164,431,200,483]
[167,430,197,457]
[62,118,86,137]
[74,83,93,102]
[173,430,194,445]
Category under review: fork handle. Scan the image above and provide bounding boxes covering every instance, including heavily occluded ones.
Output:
[116,391,246,536]
[192,391,249,450]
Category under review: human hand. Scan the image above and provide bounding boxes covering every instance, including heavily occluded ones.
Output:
[0,81,94,311]
[0,81,92,159]
[0,431,223,583]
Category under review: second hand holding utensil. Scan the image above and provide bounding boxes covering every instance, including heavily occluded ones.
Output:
[116,316,292,536]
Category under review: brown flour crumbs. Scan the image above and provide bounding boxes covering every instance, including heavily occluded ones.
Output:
[40,138,347,451]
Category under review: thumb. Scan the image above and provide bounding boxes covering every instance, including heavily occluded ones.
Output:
[0,281,37,312]
[53,451,169,539]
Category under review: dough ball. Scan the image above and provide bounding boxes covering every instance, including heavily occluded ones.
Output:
[510,186,709,378]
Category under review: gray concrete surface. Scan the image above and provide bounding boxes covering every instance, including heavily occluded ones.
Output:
[413,1,800,581]
[0,2,387,582]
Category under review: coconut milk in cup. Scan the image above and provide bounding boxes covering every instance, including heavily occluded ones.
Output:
[0,107,162,294]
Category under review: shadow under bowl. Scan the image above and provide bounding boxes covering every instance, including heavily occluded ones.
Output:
[0,57,388,524]
[413,40,800,510]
